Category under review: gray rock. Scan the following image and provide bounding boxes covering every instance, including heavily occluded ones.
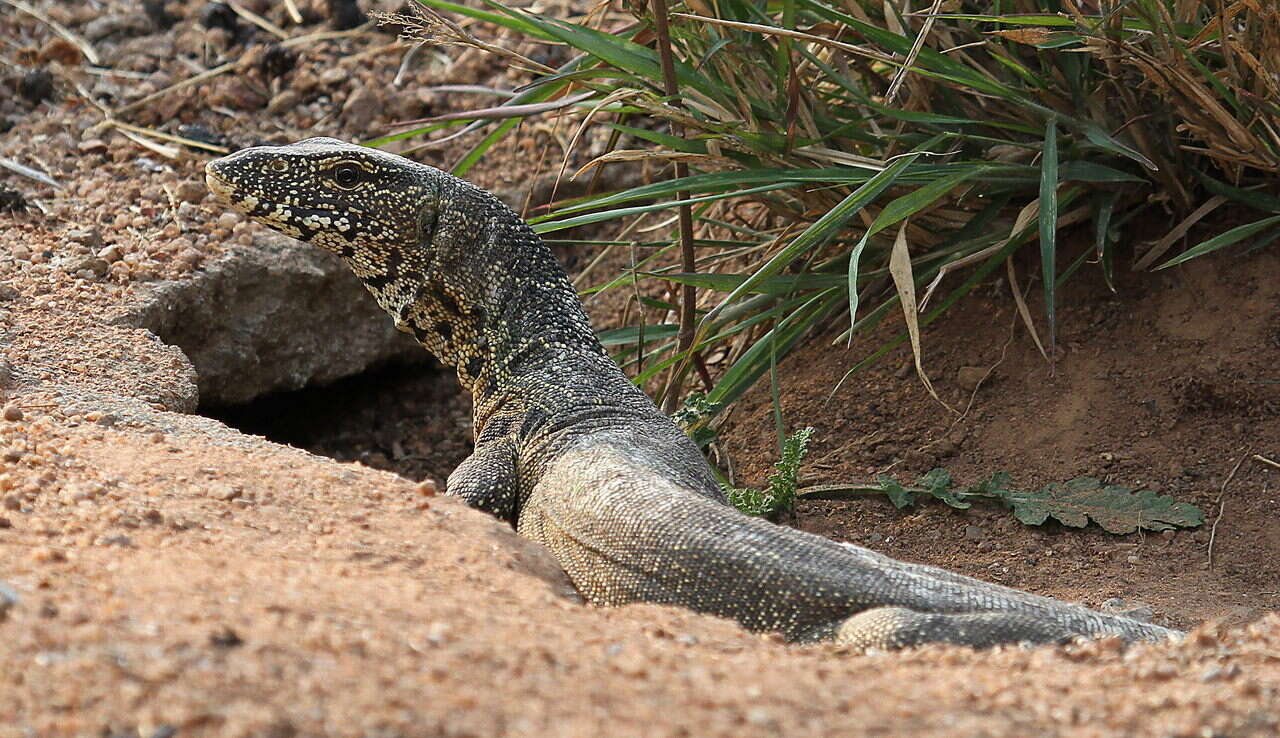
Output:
[67,228,103,248]
[118,233,423,406]
[69,256,109,278]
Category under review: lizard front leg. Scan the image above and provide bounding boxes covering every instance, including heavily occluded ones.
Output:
[446,436,520,527]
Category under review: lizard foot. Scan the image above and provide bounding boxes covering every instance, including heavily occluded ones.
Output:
[447,437,520,526]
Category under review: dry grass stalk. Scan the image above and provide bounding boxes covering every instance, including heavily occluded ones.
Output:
[0,0,100,64]
[379,5,554,74]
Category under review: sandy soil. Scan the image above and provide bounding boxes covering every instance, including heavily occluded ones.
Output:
[2,1,1279,736]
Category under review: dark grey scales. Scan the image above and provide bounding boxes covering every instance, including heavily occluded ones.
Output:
[206,138,1181,649]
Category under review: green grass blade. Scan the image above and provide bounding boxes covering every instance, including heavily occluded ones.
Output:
[363,120,465,148]
[537,167,871,220]
[1093,190,1119,292]
[711,151,928,324]
[1198,174,1280,213]
[531,182,783,234]
[1058,161,1146,184]
[1038,117,1059,359]
[482,0,728,102]
[706,290,841,408]
[451,118,520,177]
[1080,122,1156,171]
[658,271,847,293]
[934,13,1079,27]
[1155,215,1280,270]
[607,123,708,153]
[847,166,981,326]
[598,324,679,346]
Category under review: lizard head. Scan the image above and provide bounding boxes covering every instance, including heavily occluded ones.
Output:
[205,137,437,259]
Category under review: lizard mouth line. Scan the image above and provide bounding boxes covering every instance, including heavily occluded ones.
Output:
[204,173,354,228]
[204,170,235,204]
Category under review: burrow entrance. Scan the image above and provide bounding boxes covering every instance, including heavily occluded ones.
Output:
[204,360,474,487]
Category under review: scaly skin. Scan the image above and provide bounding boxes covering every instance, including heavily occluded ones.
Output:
[205,138,1181,649]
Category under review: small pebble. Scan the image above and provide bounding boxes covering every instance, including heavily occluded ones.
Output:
[30,546,66,563]
[38,37,83,66]
[328,0,367,30]
[1200,663,1241,682]
[341,86,381,130]
[200,2,238,33]
[209,483,241,501]
[143,0,177,30]
[175,180,207,204]
[268,89,302,116]
[2,404,23,422]
[320,67,346,86]
[417,479,439,497]
[209,626,243,648]
[955,366,987,393]
[258,44,297,78]
[70,256,109,278]
[77,139,108,155]
[18,69,55,104]
[0,581,18,620]
[745,708,777,729]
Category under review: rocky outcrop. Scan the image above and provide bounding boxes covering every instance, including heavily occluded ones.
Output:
[120,233,423,407]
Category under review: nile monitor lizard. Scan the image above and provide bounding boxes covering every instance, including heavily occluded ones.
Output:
[205,138,1180,649]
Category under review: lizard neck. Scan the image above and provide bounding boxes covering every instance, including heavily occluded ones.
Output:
[352,183,612,437]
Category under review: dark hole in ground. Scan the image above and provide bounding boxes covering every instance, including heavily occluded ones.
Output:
[206,361,474,485]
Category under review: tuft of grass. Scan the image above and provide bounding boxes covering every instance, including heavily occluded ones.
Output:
[386,0,1280,414]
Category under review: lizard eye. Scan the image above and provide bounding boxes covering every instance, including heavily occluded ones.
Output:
[270,159,288,173]
[332,165,362,189]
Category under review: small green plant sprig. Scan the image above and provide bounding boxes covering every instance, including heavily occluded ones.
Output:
[725,426,814,519]
[800,469,1204,534]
